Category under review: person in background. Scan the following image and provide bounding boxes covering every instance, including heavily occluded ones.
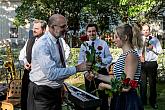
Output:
[140,24,162,109]
[19,19,47,110]
[78,23,113,110]
[98,24,144,110]
[27,14,92,110]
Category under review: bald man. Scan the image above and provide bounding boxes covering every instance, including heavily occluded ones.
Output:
[27,14,92,110]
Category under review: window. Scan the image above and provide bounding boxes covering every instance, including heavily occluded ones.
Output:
[10,27,18,38]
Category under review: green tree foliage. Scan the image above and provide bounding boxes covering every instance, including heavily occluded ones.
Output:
[15,0,85,27]
[15,0,162,31]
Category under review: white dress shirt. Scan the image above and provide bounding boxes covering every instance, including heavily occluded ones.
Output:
[19,37,70,65]
[139,35,162,61]
[19,38,38,65]
[60,38,70,61]
[19,40,28,65]
[78,38,113,68]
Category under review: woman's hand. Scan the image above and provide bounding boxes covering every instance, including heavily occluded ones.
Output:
[96,56,102,63]
[98,83,111,90]
[96,74,113,83]
[122,87,131,92]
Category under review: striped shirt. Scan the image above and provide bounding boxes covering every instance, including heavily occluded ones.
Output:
[113,50,141,81]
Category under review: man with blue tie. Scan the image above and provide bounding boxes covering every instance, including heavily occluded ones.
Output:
[27,14,92,110]
[78,23,113,110]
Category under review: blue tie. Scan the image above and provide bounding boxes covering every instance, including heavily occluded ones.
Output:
[57,39,66,67]
[92,42,95,64]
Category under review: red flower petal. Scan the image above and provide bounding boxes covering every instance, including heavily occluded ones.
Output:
[129,80,138,89]
[80,35,89,42]
[122,78,130,85]
[97,46,103,50]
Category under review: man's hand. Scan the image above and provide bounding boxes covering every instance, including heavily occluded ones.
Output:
[96,56,102,63]
[85,71,95,81]
[76,62,92,72]
[147,45,153,51]
[140,56,145,63]
[24,63,31,70]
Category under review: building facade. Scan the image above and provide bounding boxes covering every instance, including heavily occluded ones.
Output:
[0,0,29,47]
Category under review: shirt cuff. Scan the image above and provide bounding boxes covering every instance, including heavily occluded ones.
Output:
[23,59,28,65]
[102,58,107,65]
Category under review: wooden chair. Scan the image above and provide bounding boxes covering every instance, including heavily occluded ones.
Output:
[108,62,115,79]
[5,79,22,107]
[0,101,14,110]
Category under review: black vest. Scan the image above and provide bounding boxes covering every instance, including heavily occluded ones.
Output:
[26,37,35,63]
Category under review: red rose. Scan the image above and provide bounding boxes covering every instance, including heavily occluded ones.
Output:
[97,46,103,50]
[80,35,88,42]
[129,80,138,89]
[122,78,130,85]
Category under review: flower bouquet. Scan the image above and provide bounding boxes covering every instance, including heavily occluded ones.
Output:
[82,42,104,75]
[80,35,103,75]
[105,72,139,96]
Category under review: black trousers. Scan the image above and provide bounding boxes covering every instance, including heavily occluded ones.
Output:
[140,61,158,105]
[27,81,62,110]
[85,74,109,110]
[21,69,30,110]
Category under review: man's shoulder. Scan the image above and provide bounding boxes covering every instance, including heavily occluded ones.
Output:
[149,36,159,42]
[98,38,108,45]
[38,34,50,42]
[27,36,36,43]
[34,36,48,48]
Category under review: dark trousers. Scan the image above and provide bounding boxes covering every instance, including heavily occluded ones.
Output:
[140,61,158,105]
[85,77,109,110]
[21,69,30,110]
[27,81,62,110]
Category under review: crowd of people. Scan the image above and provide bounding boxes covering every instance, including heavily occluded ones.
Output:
[18,14,162,110]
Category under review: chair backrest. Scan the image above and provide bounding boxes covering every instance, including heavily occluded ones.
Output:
[0,101,14,110]
[108,62,115,75]
[7,79,22,100]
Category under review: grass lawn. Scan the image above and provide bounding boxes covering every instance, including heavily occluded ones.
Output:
[65,74,165,110]
[144,81,165,110]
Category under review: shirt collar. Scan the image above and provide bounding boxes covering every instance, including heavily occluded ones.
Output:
[47,32,64,43]
[89,38,99,43]
[144,35,152,39]
[35,37,40,42]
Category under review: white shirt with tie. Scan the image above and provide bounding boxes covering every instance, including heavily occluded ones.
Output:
[78,38,113,68]
[140,35,162,62]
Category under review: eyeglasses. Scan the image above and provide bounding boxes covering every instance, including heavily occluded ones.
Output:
[52,24,68,29]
